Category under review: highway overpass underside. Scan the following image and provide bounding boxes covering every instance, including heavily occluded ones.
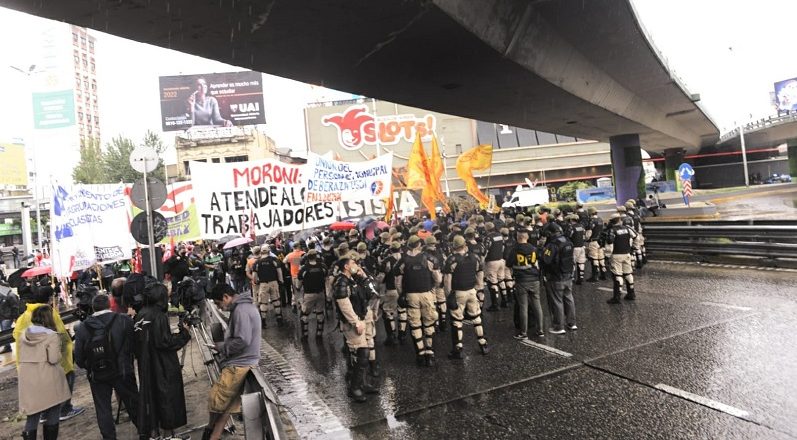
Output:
[0,0,721,201]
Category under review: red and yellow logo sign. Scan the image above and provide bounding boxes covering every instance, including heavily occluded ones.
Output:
[321,105,436,150]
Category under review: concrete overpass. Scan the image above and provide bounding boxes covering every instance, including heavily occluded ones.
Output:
[0,0,720,202]
[717,114,797,149]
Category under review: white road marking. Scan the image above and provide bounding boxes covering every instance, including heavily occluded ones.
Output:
[597,287,615,293]
[654,383,750,418]
[519,339,573,358]
[699,301,752,311]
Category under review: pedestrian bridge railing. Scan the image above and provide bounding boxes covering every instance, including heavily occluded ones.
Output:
[643,220,797,261]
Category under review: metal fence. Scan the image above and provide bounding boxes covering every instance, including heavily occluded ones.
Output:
[643,220,797,260]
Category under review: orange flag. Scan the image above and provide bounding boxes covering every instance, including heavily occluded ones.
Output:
[429,135,450,213]
[405,132,429,189]
[456,144,493,208]
[421,187,437,220]
[383,185,395,222]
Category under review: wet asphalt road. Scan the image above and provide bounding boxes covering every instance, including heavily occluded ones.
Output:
[257,262,797,439]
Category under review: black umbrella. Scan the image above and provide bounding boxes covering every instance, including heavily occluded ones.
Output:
[217,235,239,245]
[357,216,376,230]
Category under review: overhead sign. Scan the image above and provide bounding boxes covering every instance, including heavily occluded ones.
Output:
[49,184,133,277]
[774,77,797,112]
[190,159,338,239]
[0,142,28,186]
[159,71,265,131]
[305,152,393,202]
[678,163,695,181]
[32,90,76,129]
[321,104,436,150]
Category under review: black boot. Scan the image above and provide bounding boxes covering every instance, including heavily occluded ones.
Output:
[300,316,309,341]
[599,267,607,281]
[607,280,621,304]
[383,318,396,346]
[587,264,598,282]
[448,322,463,359]
[624,285,636,301]
[358,349,379,394]
[369,359,381,378]
[425,352,436,367]
[500,288,509,308]
[43,424,58,440]
[397,329,406,345]
[202,427,213,440]
[22,430,36,440]
[347,351,367,403]
[480,343,490,355]
[487,287,500,311]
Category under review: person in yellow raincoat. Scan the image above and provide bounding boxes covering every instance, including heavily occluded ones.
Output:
[14,285,86,421]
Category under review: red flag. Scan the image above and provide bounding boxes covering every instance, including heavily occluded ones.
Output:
[133,247,142,273]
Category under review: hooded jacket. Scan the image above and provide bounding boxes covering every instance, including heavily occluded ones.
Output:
[217,293,261,368]
[74,310,136,379]
[14,303,74,374]
[17,325,71,415]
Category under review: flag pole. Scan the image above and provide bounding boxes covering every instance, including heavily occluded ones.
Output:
[435,131,451,198]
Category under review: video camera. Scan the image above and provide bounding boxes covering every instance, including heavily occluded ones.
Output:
[74,284,100,321]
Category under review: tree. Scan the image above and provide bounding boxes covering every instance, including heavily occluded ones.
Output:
[72,138,106,184]
[101,135,140,183]
[101,131,168,183]
[557,180,592,202]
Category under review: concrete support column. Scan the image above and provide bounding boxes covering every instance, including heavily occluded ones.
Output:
[664,148,685,182]
[610,134,644,206]
[788,139,797,178]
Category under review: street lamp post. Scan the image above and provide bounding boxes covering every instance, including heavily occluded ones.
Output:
[9,64,44,252]
[728,47,750,187]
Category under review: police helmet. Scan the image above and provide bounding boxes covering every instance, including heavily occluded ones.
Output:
[451,235,467,249]
[425,236,438,246]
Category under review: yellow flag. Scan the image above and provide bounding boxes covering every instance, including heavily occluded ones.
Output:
[456,145,493,208]
[421,187,437,220]
[383,185,395,222]
[405,132,429,189]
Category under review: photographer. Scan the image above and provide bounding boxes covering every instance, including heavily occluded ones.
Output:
[203,284,261,440]
[134,282,191,439]
[74,294,139,440]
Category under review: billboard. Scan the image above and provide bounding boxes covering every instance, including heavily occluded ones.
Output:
[159,71,266,131]
[0,142,28,186]
[774,77,797,112]
[32,90,76,129]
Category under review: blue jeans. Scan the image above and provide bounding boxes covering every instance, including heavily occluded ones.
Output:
[0,320,11,350]
[25,404,60,431]
[61,371,75,414]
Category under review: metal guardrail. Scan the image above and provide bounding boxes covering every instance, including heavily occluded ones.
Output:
[719,113,797,142]
[205,300,288,440]
[644,220,797,260]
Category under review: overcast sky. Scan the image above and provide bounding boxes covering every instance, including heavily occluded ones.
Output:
[1,1,796,170]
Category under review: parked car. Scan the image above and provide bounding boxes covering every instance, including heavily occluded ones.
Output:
[763,173,793,184]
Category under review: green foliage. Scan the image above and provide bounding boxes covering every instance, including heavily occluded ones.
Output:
[72,138,106,184]
[72,131,167,184]
[557,181,592,202]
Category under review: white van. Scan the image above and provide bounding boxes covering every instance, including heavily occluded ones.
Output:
[502,185,550,209]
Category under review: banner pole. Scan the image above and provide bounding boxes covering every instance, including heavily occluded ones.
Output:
[143,168,158,278]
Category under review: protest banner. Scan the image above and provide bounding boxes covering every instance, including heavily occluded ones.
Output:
[50,183,133,277]
[126,181,200,243]
[304,152,393,203]
[191,159,338,239]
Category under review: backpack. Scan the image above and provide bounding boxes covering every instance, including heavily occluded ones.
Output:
[122,273,159,312]
[543,236,574,278]
[85,314,120,382]
[255,257,278,282]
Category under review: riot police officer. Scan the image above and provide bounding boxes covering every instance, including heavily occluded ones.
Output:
[297,250,326,340]
[393,235,440,367]
[379,241,404,345]
[586,208,607,282]
[464,227,486,307]
[443,235,489,359]
[333,258,379,402]
[424,236,447,332]
[567,214,587,285]
[253,246,284,327]
[482,222,507,310]
[606,213,638,304]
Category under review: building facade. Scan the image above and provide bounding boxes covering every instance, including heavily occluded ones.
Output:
[305,99,614,200]
[174,126,277,178]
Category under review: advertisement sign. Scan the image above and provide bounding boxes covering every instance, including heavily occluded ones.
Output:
[338,190,419,220]
[321,104,436,150]
[190,159,338,239]
[159,71,265,131]
[32,90,76,129]
[576,187,615,204]
[774,77,797,112]
[126,181,200,243]
[0,143,28,186]
[50,184,133,277]
[305,152,393,202]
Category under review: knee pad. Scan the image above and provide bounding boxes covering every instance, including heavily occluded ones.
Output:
[623,273,634,285]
